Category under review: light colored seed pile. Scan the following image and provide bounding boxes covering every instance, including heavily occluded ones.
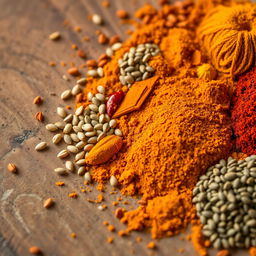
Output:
[41,85,122,179]
[193,155,256,249]
[118,43,160,87]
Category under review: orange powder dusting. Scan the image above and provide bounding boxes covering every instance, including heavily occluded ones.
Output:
[78,0,234,247]
[249,248,256,256]
[191,224,208,256]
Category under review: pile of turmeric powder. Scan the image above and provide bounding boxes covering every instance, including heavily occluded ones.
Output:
[77,0,252,252]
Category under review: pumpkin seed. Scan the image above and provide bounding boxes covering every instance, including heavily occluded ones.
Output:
[52,134,62,144]
[57,149,69,158]
[54,168,68,175]
[35,142,48,151]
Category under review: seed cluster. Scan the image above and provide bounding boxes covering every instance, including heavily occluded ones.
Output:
[193,155,256,249]
[43,85,122,179]
[118,43,160,87]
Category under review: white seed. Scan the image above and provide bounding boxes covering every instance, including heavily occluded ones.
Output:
[99,114,105,123]
[94,123,103,130]
[90,114,98,121]
[77,78,87,85]
[103,123,110,132]
[57,149,69,158]
[87,92,93,101]
[49,31,61,40]
[97,132,106,141]
[61,89,71,100]
[57,107,67,118]
[106,47,113,57]
[95,93,105,102]
[75,151,85,161]
[78,120,84,128]
[97,85,105,94]
[84,144,94,152]
[88,136,97,144]
[77,131,86,141]
[54,167,68,175]
[72,115,79,126]
[70,133,80,142]
[77,166,86,176]
[98,104,106,114]
[96,130,102,136]
[63,123,72,134]
[62,74,69,81]
[91,120,98,126]
[114,129,122,136]
[84,108,90,116]
[55,121,65,129]
[35,142,48,151]
[107,128,114,135]
[76,159,86,166]
[76,141,86,150]
[92,14,103,25]
[52,133,62,144]
[45,123,58,132]
[92,97,101,106]
[85,131,96,137]
[109,119,117,128]
[73,126,82,133]
[78,115,84,121]
[89,104,98,112]
[104,114,110,122]
[71,84,81,96]
[110,175,118,186]
[84,172,91,182]
[75,105,84,116]
[67,145,79,154]
[87,69,98,77]
[112,42,122,51]
[82,123,93,132]
[64,134,72,144]
[65,161,75,172]
[84,116,91,124]
[63,114,73,123]
[97,67,104,77]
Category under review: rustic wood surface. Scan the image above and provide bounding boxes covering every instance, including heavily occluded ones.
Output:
[0,0,248,256]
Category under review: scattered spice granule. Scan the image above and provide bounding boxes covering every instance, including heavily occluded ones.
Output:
[107,225,115,232]
[63,19,69,26]
[35,112,44,122]
[109,191,117,195]
[55,181,65,186]
[107,237,114,243]
[71,44,78,50]
[115,208,125,219]
[33,96,42,105]
[43,198,54,209]
[123,201,129,205]
[67,67,80,76]
[178,248,185,253]
[65,105,72,110]
[216,250,230,256]
[77,50,86,59]
[147,241,157,250]
[249,248,256,256]
[81,189,86,193]
[118,230,129,237]
[98,34,108,44]
[136,236,142,242]
[158,0,169,5]
[68,192,78,198]
[29,246,41,255]
[60,61,66,67]
[103,221,109,226]
[48,61,56,67]
[74,26,81,32]
[7,163,17,173]
[102,0,110,8]
[204,240,211,248]
[117,197,123,201]
[97,194,104,203]
[109,35,120,45]
[116,10,129,19]
[96,184,105,192]
[112,201,119,206]
[70,232,77,239]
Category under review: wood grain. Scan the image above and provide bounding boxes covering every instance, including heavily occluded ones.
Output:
[0,0,247,255]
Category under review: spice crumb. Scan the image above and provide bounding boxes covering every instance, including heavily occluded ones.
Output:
[216,250,230,256]
[136,236,142,242]
[7,163,17,173]
[107,237,114,243]
[112,201,119,206]
[107,225,115,232]
[102,0,110,7]
[115,208,125,219]
[103,221,109,226]
[33,96,42,105]
[48,61,56,67]
[35,112,44,122]
[43,198,54,209]
[55,181,65,186]
[147,241,157,249]
[67,67,80,76]
[74,26,81,32]
[29,246,41,255]
[118,230,129,237]
[70,232,77,239]
[178,248,185,253]
[116,10,129,19]
[68,192,78,198]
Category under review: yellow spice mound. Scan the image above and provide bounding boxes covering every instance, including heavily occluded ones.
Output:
[198,4,256,76]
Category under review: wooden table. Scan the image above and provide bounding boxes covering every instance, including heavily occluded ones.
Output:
[0,0,247,255]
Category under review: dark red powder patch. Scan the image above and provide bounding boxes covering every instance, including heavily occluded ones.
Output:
[231,67,256,155]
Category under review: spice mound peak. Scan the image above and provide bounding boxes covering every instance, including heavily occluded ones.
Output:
[198,4,256,76]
